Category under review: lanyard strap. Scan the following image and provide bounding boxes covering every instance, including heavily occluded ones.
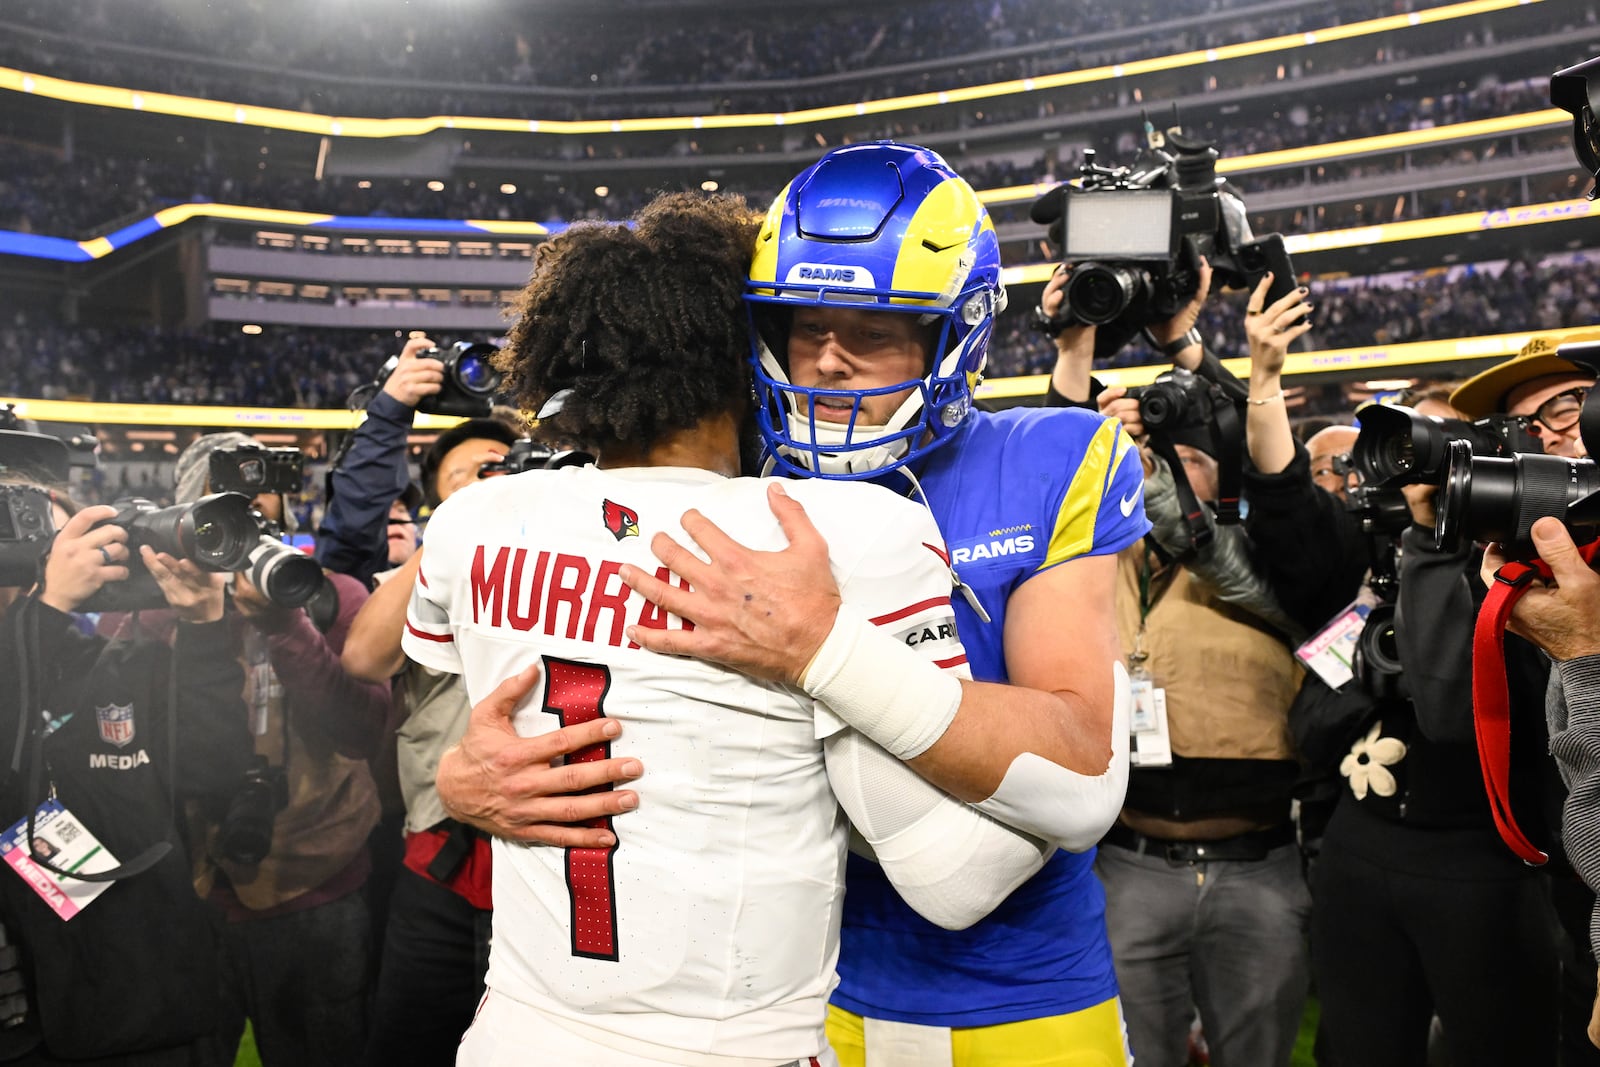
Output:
[1473,538,1600,866]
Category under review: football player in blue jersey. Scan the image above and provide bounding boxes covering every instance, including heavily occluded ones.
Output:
[618,143,1151,1065]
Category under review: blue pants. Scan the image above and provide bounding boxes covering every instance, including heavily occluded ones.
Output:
[1095,841,1311,1067]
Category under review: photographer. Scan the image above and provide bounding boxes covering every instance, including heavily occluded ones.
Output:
[163,433,392,1067]
[316,333,446,589]
[1482,517,1600,1048]
[1242,301,1561,1067]
[1452,335,1600,1061]
[1048,269,1311,1067]
[0,471,250,1064]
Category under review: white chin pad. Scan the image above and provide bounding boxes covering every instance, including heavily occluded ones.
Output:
[972,662,1131,851]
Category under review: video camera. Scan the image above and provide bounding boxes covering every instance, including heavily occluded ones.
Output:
[375,341,504,418]
[1029,125,1299,356]
[1553,55,1600,198]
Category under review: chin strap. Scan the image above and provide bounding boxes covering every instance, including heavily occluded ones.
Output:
[1473,537,1600,866]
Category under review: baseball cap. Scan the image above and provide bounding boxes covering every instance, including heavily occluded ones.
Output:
[1449,329,1600,419]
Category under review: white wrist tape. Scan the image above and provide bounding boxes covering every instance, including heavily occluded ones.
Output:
[801,602,963,760]
[973,661,1132,851]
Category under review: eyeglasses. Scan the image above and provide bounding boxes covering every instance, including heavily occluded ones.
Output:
[1527,387,1588,434]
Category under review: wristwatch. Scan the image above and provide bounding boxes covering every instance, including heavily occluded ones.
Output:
[1142,326,1203,359]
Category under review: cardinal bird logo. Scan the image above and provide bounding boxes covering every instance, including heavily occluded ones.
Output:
[602,499,640,541]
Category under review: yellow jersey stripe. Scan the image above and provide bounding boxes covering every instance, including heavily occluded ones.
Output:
[1042,417,1126,569]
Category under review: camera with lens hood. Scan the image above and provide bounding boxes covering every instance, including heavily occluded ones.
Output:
[78,493,263,613]
[1029,125,1300,357]
[376,341,504,418]
[1350,403,1539,490]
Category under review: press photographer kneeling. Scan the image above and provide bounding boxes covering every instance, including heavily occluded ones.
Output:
[0,429,250,1064]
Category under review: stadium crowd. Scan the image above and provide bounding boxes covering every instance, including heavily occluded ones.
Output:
[3,0,1437,114]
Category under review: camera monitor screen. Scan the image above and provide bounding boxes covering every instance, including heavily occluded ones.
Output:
[1061,189,1174,258]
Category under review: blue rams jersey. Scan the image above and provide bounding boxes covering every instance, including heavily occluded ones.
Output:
[833,404,1150,1027]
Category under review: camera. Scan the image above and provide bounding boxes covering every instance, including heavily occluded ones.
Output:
[1125,367,1234,436]
[1553,55,1600,198]
[0,485,56,586]
[217,755,288,866]
[376,341,504,418]
[479,438,555,477]
[241,520,325,610]
[209,446,303,497]
[1029,128,1299,350]
[1434,345,1600,552]
[1350,403,1540,489]
[79,493,264,613]
[1331,453,1413,538]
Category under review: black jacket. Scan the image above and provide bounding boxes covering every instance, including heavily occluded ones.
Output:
[315,390,414,588]
[0,598,249,1059]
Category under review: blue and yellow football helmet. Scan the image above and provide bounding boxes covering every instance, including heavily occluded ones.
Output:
[746,142,1006,479]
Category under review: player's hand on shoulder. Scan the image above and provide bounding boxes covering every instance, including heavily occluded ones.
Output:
[620,482,841,685]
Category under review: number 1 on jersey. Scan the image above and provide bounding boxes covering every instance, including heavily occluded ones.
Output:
[541,657,620,961]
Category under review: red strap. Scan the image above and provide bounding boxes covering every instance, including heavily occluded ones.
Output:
[1472,539,1600,865]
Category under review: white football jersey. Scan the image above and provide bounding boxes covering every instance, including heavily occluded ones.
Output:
[402,464,966,1063]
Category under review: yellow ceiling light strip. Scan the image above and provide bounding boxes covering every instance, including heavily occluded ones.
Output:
[977,109,1568,207]
[0,398,469,430]
[0,0,1540,139]
[975,325,1596,399]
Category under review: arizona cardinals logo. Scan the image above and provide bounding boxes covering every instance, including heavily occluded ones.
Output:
[602,499,640,541]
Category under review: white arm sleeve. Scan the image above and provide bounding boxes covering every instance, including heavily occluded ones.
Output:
[972,660,1132,851]
[825,727,1053,931]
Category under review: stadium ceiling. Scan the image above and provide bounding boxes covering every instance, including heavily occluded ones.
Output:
[0,0,1541,139]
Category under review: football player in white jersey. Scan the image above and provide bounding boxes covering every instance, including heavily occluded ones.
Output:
[402,194,1055,1067]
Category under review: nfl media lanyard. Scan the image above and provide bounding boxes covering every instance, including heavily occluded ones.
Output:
[1473,538,1600,866]
[1130,547,1176,672]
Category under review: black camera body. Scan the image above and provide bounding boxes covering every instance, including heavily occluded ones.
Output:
[377,341,504,418]
[218,755,289,866]
[79,493,264,614]
[1030,131,1298,348]
[209,447,303,497]
[0,486,56,586]
[1125,367,1231,436]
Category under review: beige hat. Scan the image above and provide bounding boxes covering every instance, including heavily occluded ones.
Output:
[1449,329,1600,419]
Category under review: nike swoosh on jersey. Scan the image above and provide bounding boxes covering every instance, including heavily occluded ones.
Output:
[1119,490,1141,517]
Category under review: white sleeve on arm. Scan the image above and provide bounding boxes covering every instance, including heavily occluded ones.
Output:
[825,727,1052,930]
[400,527,464,675]
[972,660,1132,851]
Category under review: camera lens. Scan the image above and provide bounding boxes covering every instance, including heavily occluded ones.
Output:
[1067,264,1142,326]
[247,536,325,608]
[1437,440,1600,550]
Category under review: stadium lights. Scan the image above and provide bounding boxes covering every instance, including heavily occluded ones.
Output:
[427,180,445,191]
[241,324,263,335]
[0,0,1543,140]
[0,194,1584,265]
[500,183,517,194]
[594,185,609,197]
[701,180,719,192]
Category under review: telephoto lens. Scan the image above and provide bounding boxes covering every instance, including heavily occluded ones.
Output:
[112,493,259,571]
[244,536,325,608]
[1435,440,1600,551]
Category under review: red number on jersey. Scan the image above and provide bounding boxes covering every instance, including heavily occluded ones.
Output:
[540,657,620,961]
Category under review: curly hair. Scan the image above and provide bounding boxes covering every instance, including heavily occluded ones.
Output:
[498,193,761,453]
